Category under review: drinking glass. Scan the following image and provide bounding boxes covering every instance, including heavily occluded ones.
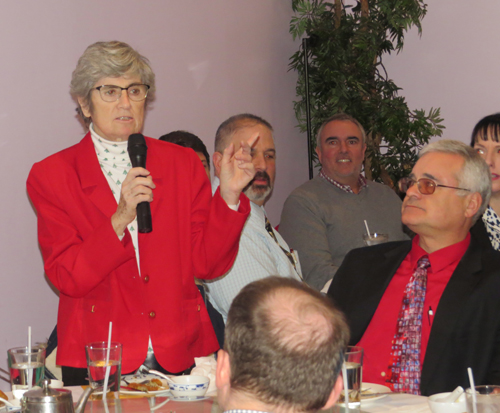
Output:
[340,346,364,408]
[363,233,389,246]
[466,385,500,413]
[8,346,46,399]
[85,342,122,393]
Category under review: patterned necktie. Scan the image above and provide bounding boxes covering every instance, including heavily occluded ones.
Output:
[386,256,430,395]
[264,216,299,274]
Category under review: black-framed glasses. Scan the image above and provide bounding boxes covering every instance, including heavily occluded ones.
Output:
[398,177,470,195]
[94,84,150,102]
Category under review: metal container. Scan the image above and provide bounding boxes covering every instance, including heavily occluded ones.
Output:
[21,379,93,413]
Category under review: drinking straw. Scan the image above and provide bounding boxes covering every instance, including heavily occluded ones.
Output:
[102,322,113,397]
[342,358,349,405]
[468,367,478,413]
[364,220,371,237]
[27,326,33,390]
[103,396,110,413]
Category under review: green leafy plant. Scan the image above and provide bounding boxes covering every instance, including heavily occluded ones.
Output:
[290,0,444,189]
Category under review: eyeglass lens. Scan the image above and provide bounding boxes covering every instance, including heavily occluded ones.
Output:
[399,178,436,195]
[98,85,149,102]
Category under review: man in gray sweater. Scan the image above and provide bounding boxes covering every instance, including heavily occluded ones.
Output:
[279,114,408,291]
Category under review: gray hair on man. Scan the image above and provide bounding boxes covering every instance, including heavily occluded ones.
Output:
[214,113,273,154]
[316,113,367,147]
[420,139,491,223]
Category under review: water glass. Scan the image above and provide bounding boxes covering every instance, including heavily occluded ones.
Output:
[340,346,364,407]
[85,342,122,393]
[466,385,500,413]
[8,346,46,399]
[363,233,389,246]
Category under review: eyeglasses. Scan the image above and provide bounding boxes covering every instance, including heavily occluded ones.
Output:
[398,177,470,195]
[94,84,150,102]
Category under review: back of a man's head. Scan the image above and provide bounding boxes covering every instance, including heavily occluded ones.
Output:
[159,130,210,165]
[224,276,349,413]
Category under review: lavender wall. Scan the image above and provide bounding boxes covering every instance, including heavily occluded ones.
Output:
[383,0,500,143]
[1,0,498,391]
[0,0,307,389]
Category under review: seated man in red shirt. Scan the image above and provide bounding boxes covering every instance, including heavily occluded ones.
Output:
[328,140,500,396]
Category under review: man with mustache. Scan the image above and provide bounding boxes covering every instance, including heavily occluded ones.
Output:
[328,140,500,395]
[280,113,407,291]
[205,114,302,328]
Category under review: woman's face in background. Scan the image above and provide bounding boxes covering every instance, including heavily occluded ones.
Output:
[78,73,145,142]
[474,137,500,195]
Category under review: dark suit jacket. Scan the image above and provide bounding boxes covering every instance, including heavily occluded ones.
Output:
[471,218,494,250]
[327,237,500,396]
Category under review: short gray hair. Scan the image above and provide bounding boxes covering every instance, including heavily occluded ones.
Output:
[70,41,156,123]
[316,113,367,148]
[214,113,273,154]
[419,140,491,223]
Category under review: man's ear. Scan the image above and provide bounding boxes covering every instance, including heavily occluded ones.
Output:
[315,146,322,164]
[322,375,344,410]
[216,349,232,409]
[77,97,91,118]
[464,192,482,219]
[213,151,223,178]
[216,349,231,390]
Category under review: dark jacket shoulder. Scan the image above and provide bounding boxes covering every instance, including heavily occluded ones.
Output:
[470,218,494,251]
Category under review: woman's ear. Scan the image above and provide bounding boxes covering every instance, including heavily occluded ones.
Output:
[77,97,91,118]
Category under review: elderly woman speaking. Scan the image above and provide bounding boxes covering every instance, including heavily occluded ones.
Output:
[27,41,254,384]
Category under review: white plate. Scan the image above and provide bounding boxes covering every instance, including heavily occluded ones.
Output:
[0,404,21,413]
[361,383,392,403]
[121,374,170,395]
[0,398,21,412]
[170,396,209,402]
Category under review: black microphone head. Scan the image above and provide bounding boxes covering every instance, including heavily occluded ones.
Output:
[128,133,148,167]
[128,133,147,153]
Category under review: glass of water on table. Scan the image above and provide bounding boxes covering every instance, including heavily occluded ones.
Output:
[363,233,389,246]
[85,342,122,394]
[466,385,500,413]
[339,346,364,408]
[8,346,46,399]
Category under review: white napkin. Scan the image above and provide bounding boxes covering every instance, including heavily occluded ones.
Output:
[190,355,217,394]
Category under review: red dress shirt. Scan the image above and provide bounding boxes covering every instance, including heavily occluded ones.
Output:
[358,234,470,386]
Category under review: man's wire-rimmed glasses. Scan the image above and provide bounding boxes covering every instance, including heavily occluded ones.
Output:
[398,177,470,195]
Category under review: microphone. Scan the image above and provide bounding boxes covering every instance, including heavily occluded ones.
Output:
[127,133,152,233]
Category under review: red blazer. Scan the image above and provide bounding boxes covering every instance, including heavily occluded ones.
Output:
[27,133,250,373]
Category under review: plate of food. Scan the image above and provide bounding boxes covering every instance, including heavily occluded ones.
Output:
[361,383,392,403]
[121,374,170,395]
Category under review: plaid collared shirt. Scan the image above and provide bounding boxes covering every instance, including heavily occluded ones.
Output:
[319,169,367,193]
